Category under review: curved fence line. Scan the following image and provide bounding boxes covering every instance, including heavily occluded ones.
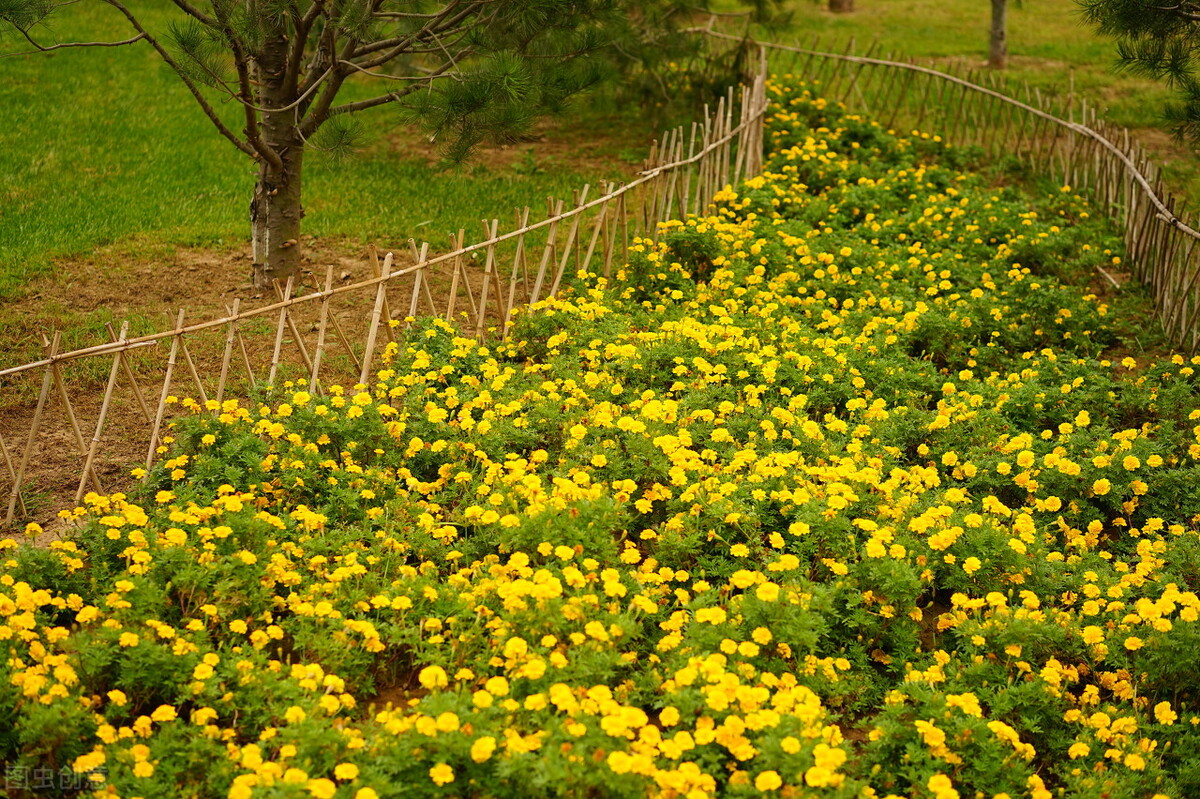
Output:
[702,29,1200,356]
[705,30,1200,241]
[0,75,766,381]
[9,28,1198,527]
[1,62,769,526]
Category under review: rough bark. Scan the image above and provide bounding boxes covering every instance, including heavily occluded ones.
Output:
[829,0,855,12]
[989,0,1008,69]
[250,28,305,289]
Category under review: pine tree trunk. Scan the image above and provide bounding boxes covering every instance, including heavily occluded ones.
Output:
[829,0,854,12]
[250,31,305,289]
[251,146,304,289]
[989,0,1008,69]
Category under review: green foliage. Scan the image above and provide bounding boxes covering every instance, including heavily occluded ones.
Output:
[1078,0,1200,141]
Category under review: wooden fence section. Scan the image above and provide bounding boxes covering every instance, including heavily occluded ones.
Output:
[699,29,1200,356]
[0,67,769,527]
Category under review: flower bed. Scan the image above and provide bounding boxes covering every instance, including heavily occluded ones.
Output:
[4,81,1200,799]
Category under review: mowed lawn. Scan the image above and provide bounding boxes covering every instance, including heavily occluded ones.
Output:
[0,0,647,298]
[0,0,1194,302]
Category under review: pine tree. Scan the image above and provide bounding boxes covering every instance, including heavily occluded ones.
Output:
[989,0,1008,69]
[1079,0,1200,141]
[2,0,773,286]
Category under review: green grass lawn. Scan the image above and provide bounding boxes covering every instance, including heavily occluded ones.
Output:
[1,0,1195,306]
[0,0,649,299]
[763,0,1198,209]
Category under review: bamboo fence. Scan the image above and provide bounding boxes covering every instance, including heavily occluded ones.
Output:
[0,65,770,527]
[11,28,1200,528]
[698,29,1200,355]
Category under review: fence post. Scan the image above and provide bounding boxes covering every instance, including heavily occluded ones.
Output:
[5,335,57,525]
[360,252,393,385]
[146,310,185,473]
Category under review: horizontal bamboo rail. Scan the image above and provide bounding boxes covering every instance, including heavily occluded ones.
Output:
[10,28,1198,529]
[1,60,770,526]
[697,28,1200,355]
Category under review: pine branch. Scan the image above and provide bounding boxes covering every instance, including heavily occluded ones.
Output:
[166,0,217,28]
[98,0,257,160]
[320,82,427,117]
[350,0,480,66]
[1,27,144,57]
[286,0,324,92]
[323,55,464,119]
[207,0,279,170]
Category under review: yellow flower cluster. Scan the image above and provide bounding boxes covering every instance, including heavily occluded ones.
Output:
[2,79,1199,799]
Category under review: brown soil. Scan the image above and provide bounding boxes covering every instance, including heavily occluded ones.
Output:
[0,232,540,538]
[1,105,648,540]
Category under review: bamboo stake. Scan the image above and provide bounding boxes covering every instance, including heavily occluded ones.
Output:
[46,332,103,495]
[371,246,397,343]
[530,200,562,307]
[504,207,531,334]
[271,279,315,376]
[490,246,506,324]
[681,122,698,218]
[76,321,127,504]
[581,188,611,274]
[0,432,26,519]
[604,191,624,278]
[310,267,334,394]
[641,140,658,230]
[216,298,240,405]
[146,310,185,473]
[661,136,683,228]
[720,88,734,188]
[458,246,482,322]
[267,277,294,387]
[550,188,589,298]
[104,322,152,422]
[476,220,499,339]
[327,310,363,376]
[360,252,393,385]
[179,335,208,406]
[5,338,56,524]
[408,241,430,323]
[445,230,464,321]
[228,304,256,384]
[422,258,438,317]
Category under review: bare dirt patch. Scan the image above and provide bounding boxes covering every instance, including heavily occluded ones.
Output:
[0,233,516,536]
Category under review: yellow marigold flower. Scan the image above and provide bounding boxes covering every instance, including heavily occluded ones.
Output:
[1068,742,1090,759]
[334,763,359,781]
[1124,636,1144,651]
[303,779,335,799]
[418,665,448,690]
[754,771,783,791]
[471,736,497,763]
[1092,478,1112,496]
[429,763,454,786]
[927,773,959,799]
[1155,701,1178,725]
[755,582,780,602]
